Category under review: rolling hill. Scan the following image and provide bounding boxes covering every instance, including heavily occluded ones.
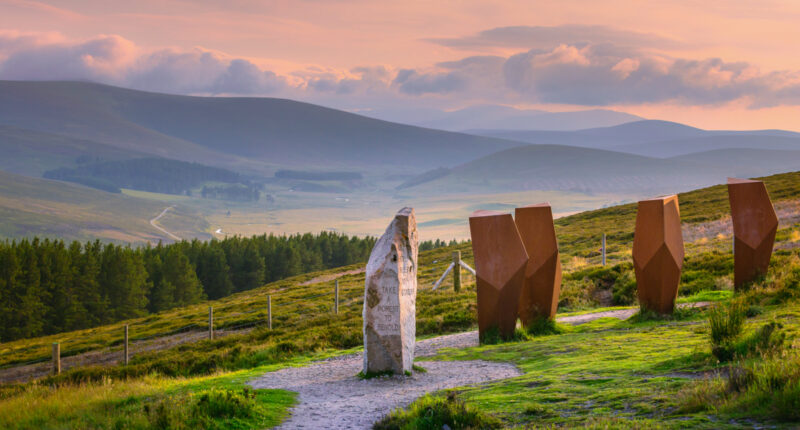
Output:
[667,148,800,177]
[0,170,208,243]
[400,144,731,195]
[471,120,800,158]
[0,81,521,175]
[361,104,643,131]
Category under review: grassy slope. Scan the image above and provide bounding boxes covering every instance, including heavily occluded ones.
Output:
[0,171,798,428]
[0,170,211,243]
[0,125,146,177]
[429,299,800,428]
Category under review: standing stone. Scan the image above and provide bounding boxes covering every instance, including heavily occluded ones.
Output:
[363,207,418,375]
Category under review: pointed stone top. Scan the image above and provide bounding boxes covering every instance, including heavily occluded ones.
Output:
[727,177,760,185]
[520,202,551,209]
[396,207,414,217]
[470,209,508,218]
[639,194,678,203]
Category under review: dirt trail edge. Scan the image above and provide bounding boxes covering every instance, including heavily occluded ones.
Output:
[249,302,710,429]
[150,206,181,241]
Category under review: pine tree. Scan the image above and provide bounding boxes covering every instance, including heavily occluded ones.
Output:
[162,247,205,306]
[197,245,234,299]
[100,245,149,320]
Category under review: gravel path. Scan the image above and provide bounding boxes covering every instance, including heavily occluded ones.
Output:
[250,302,714,429]
[249,332,518,429]
[557,301,711,325]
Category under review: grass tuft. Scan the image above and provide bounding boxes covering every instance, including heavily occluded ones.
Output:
[525,317,564,336]
[358,369,397,380]
[373,392,502,430]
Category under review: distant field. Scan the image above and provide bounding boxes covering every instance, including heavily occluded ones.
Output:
[200,188,632,241]
[0,171,208,243]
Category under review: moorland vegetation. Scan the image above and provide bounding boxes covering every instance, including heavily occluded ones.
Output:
[0,171,798,428]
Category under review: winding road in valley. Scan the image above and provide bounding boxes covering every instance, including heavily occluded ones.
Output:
[150,206,181,241]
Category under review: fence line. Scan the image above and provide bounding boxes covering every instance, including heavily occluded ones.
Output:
[0,253,483,376]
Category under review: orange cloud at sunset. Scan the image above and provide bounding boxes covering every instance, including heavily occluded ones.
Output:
[1,0,799,130]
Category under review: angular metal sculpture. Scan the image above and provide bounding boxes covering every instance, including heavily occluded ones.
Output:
[727,178,778,290]
[632,195,684,314]
[469,210,528,340]
[514,203,562,324]
[363,207,418,375]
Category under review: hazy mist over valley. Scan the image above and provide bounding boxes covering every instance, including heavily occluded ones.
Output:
[1,80,799,242]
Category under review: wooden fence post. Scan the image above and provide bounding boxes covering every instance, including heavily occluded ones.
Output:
[267,295,272,330]
[452,251,462,292]
[52,342,60,375]
[602,233,607,266]
[208,306,214,340]
[334,280,339,314]
[124,325,129,366]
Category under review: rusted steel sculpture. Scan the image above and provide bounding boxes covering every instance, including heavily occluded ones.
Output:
[727,178,778,290]
[469,210,528,340]
[632,195,684,314]
[514,203,562,324]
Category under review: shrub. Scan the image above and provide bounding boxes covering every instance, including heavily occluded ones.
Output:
[610,271,637,305]
[479,326,528,345]
[193,387,257,420]
[708,300,747,361]
[373,393,502,430]
[628,304,698,323]
[525,317,563,336]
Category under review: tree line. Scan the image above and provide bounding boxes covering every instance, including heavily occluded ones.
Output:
[44,157,243,195]
[0,232,376,343]
[201,184,261,202]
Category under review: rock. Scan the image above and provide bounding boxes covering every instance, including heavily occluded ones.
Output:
[363,207,418,375]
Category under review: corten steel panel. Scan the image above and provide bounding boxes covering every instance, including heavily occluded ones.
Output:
[632,195,684,314]
[514,203,562,324]
[727,178,778,290]
[469,210,528,340]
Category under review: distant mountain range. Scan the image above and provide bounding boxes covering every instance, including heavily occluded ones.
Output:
[1,80,800,242]
[0,81,520,176]
[470,120,800,157]
[358,104,643,131]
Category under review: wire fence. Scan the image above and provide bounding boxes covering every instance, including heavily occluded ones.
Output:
[0,244,495,379]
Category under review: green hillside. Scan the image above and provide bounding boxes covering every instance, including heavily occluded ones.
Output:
[0,170,207,243]
[0,171,798,428]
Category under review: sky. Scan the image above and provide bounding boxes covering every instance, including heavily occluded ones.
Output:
[1,0,800,130]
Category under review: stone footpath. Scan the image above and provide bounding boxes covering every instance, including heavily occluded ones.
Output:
[249,303,713,429]
[249,332,518,429]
